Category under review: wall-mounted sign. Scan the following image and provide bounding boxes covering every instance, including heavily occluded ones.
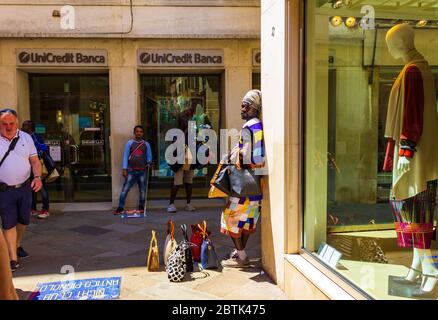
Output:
[138,49,224,67]
[16,49,108,67]
[253,49,261,67]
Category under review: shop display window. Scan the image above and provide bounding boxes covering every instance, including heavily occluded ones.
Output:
[304,0,438,299]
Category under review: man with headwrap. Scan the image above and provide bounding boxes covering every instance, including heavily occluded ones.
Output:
[220,89,265,268]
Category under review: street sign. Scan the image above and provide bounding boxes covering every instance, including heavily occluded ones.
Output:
[30,277,121,300]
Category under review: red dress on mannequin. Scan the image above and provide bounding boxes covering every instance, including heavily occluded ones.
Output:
[384,65,437,249]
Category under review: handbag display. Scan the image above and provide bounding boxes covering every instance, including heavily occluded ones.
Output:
[147,230,160,272]
[198,221,218,270]
[164,220,178,266]
[190,221,210,262]
[181,224,194,272]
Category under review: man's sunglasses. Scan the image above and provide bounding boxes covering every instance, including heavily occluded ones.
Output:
[0,108,18,117]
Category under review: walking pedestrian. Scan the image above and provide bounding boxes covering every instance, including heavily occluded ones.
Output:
[0,109,42,272]
[21,120,50,219]
[114,125,152,215]
[220,90,265,268]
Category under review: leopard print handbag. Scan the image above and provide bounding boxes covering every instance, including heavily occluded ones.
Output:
[166,241,194,282]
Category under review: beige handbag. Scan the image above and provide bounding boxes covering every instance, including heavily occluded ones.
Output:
[164,220,178,266]
[147,230,160,272]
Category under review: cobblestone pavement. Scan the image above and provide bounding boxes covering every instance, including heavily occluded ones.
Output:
[12,204,287,300]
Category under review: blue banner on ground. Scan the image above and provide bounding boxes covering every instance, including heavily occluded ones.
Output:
[31,277,121,300]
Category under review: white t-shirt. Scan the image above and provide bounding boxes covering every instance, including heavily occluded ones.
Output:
[0,130,38,185]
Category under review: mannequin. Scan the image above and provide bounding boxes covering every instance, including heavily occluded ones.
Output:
[384,24,438,298]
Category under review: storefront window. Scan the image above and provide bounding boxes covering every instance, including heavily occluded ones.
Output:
[304,1,438,299]
[30,74,111,202]
[140,75,221,199]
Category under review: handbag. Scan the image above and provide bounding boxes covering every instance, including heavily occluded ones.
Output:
[212,163,232,196]
[228,165,261,197]
[228,155,261,197]
[40,150,59,183]
[181,224,194,272]
[40,158,48,179]
[44,168,60,183]
[164,220,178,266]
[208,161,229,198]
[147,230,160,271]
[198,221,218,270]
[166,241,193,282]
[190,221,210,262]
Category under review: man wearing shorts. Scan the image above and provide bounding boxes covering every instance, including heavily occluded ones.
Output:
[0,109,42,272]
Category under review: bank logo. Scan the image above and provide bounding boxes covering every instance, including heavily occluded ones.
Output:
[19,52,31,64]
[255,52,261,64]
[140,53,151,64]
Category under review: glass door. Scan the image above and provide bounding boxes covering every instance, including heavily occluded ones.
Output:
[29,74,111,202]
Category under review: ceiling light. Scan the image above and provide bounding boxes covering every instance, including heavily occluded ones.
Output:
[417,19,428,27]
[343,0,353,7]
[330,16,343,27]
[332,0,343,9]
[345,17,357,28]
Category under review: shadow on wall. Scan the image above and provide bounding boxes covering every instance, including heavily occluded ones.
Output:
[261,175,277,284]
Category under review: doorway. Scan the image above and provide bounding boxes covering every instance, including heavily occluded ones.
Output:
[29,74,111,202]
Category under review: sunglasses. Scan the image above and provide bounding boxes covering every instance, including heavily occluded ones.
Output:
[0,108,18,117]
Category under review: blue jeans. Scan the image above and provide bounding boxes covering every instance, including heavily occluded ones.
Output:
[32,182,49,211]
[118,170,147,209]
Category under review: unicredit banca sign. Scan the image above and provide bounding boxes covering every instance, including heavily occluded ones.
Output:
[138,49,224,67]
[16,49,108,67]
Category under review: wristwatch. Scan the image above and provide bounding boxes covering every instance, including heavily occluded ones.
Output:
[34,176,42,180]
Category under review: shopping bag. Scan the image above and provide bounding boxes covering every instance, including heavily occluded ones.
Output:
[190,221,210,263]
[40,158,48,179]
[181,224,194,272]
[44,168,60,183]
[164,220,178,266]
[147,230,160,272]
[198,222,218,270]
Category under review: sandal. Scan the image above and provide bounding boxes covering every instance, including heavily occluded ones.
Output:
[393,267,422,285]
[412,274,438,299]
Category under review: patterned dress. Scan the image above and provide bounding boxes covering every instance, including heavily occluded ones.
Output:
[220,118,265,238]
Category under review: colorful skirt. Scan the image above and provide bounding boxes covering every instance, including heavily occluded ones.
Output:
[390,180,437,249]
[220,197,261,238]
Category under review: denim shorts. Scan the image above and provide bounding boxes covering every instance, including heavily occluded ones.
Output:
[0,182,32,230]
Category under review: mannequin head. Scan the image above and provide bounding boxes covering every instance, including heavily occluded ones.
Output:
[386,23,415,60]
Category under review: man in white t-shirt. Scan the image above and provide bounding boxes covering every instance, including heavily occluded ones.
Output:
[0,109,42,272]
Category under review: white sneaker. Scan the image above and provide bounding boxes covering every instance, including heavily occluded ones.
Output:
[184,203,196,212]
[167,204,177,213]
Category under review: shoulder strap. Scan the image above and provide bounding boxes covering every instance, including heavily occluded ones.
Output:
[128,140,145,160]
[0,135,19,167]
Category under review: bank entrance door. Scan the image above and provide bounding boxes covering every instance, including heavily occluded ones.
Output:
[29,74,111,202]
